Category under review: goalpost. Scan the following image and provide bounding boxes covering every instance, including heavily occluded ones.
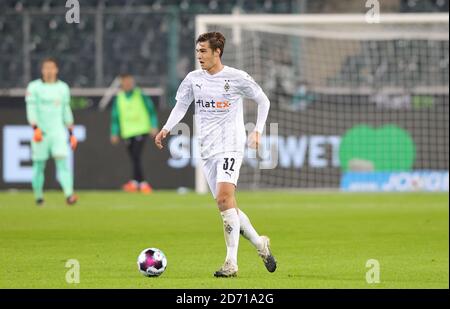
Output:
[195,13,449,193]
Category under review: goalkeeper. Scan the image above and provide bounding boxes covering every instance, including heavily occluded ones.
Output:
[25,57,78,206]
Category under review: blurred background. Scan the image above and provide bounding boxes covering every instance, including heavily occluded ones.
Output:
[0,0,448,192]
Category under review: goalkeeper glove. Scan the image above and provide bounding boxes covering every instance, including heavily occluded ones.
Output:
[32,125,43,142]
[68,127,78,150]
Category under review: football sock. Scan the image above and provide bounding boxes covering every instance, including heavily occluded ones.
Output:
[55,158,74,197]
[238,209,264,250]
[220,208,240,266]
[32,160,46,200]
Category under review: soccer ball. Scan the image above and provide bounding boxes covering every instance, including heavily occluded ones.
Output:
[137,248,167,277]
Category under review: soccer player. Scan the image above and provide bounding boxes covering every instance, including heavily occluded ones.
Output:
[25,57,78,206]
[155,32,276,277]
[110,74,158,194]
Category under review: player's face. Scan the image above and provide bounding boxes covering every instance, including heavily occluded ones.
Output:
[41,61,58,83]
[196,41,220,71]
[121,76,134,92]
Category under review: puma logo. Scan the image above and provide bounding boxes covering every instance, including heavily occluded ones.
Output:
[225,171,231,177]
[195,84,202,89]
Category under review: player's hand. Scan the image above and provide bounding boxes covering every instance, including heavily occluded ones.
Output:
[111,135,120,145]
[248,131,261,149]
[155,129,169,150]
[70,135,78,151]
[149,128,158,139]
[33,127,43,142]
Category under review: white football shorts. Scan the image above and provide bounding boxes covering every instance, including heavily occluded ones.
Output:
[201,152,243,198]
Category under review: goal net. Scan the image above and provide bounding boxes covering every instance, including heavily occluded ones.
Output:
[195,13,449,192]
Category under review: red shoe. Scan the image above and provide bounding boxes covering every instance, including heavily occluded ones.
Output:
[66,194,78,206]
[139,182,153,194]
[123,180,139,192]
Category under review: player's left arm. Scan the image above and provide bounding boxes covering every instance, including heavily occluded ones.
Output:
[249,91,270,149]
[62,83,77,150]
[238,73,270,149]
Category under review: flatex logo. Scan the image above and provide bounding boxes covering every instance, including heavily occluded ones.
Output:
[196,99,230,109]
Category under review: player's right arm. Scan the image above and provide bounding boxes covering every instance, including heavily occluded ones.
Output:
[236,71,270,149]
[155,74,194,149]
[25,81,38,126]
[25,81,43,142]
[110,97,120,145]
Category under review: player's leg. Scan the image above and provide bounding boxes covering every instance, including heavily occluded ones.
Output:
[200,157,238,277]
[31,135,50,205]
[233,197,263,249]
[133,135,152,193]
[51,133,77,205]
[32,160,47,205]
[212,153,245,277]
[232,191,277,272]
[54,158,77,204]
[236,197,276,272]
[123,137,139,192]
[54,157,72,196]
[214,182,240,277]
[220,152,277,273]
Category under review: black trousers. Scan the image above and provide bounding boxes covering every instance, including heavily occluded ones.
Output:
[125,134,147,182]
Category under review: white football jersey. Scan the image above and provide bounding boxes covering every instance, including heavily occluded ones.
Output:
[175,66,263,159]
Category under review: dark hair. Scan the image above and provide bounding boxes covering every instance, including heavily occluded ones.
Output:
[41,57,58,68]
[120,73,133,79]
[196,32,226,57]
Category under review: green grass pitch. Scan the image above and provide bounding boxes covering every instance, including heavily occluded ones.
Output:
[0,191,448,288]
